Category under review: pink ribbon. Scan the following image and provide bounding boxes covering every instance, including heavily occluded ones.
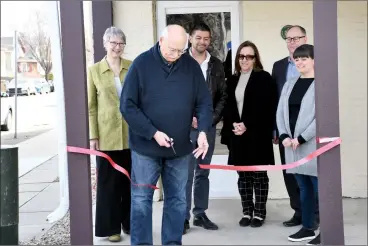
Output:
[199,137,341,171]
[67,137,341,189]
[66,146,159,189]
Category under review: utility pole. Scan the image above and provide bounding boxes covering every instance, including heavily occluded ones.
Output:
[13,30,18,139]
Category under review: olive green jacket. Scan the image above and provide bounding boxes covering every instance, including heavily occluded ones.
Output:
[87,57,132,151]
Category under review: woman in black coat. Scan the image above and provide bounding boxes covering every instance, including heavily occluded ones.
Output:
[221,40,278,228]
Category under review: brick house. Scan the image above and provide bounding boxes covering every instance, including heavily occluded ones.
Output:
[0,36,44,80]
[16,38,43,78]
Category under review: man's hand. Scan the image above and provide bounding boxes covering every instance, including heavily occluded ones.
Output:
[153,131,171,148]
[282,137,292,147]
[193,132,209,159]
[291,138,300,150]
[273,136,279,145]
[232,122,246,135]
[90,139,99,150]
[192,117,198,129]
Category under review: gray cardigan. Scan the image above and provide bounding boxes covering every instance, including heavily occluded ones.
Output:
[276,76,317,177]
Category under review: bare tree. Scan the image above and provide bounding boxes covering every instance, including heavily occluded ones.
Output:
[18,11,52,80]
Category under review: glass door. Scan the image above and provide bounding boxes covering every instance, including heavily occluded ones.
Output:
[156,1,241,77]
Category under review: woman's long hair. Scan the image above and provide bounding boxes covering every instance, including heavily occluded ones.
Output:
[234,41,264,75]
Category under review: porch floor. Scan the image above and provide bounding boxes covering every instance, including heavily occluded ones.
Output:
[93,198,367,245]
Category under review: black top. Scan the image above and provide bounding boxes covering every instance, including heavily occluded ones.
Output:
[279,77,314,144]
[220,70,278,166]
[288,77,314,135]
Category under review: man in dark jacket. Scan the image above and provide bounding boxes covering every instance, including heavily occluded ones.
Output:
[120,24,213,246]
[184,22,227,234]
[272,25,320,228]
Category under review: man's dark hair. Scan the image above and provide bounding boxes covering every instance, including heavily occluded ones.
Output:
[190,22,211,36]
[293,44,314,59]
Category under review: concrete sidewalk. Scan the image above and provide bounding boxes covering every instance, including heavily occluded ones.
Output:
[18,156,60,243]
[13,127,97,243]
[0,127,60,242]
[93,198,367,245]
[13,128,58,177]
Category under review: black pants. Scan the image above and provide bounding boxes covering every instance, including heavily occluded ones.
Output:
[95,149,131,237]
[279,143,319,220]
[237,171,269,219]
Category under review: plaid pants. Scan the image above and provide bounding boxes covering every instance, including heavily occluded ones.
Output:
[237,171,269,219]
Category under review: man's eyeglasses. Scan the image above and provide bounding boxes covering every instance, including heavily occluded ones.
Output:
[168,47,186,56]
[285,36,305,43]
[239,54,255,61]
[110,41,126,47]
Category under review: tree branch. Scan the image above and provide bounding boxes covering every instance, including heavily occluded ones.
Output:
[18,10,52,78]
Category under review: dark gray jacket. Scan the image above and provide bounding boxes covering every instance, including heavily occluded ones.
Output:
[206,55,227,125]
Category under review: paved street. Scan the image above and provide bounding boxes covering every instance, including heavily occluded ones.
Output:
[1,92,56,145]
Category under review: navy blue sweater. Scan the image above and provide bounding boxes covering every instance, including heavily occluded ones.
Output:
[120,42,213,158]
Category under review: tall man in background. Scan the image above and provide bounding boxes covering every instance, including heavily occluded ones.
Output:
[272,25,310,227]
[184,22,227,234]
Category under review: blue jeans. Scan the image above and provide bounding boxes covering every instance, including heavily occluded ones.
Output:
[186,126,216,220]
[130,150,190,245]
[294,174,319,230]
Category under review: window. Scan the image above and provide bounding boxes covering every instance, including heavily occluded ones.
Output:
[19,63,29,73]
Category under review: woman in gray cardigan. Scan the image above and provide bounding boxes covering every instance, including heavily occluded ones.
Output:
[276,44,320,245]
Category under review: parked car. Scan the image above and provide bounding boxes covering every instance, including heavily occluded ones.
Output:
[1,92,13,131]
[34,79,51,94]
[7,78,37,96]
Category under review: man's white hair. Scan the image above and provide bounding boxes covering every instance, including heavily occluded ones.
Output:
[160,25,189,48]
[160,26,169,38]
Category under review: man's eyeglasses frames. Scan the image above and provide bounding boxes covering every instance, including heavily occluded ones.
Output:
[285,36,305,43]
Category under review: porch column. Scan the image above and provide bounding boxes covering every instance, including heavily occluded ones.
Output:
[59,1,93,245]
[92,1,113,62]
[313,0,345,245]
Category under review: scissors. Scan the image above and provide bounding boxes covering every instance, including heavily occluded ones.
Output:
[167,138,176,155]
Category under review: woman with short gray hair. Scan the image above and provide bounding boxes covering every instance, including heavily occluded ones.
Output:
[87,26,132,243]
[103,26,127,47]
